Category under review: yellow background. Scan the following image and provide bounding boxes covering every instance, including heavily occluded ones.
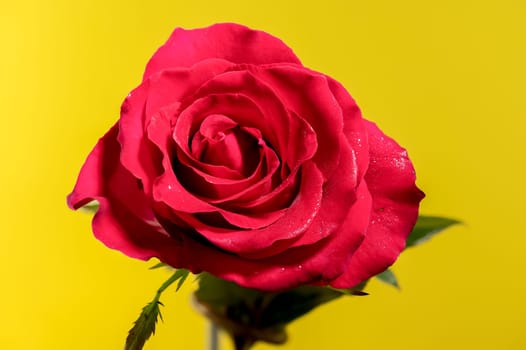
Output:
[2,0,525,349]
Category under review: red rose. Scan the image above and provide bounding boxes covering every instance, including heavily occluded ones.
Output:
[68,23,424,291]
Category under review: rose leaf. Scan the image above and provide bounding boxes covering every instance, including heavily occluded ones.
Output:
[125,269,190,350]
[124,300,163,350]
[375,269,400,289]
[406,215,460,248]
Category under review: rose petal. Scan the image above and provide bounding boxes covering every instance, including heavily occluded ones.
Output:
[286,111,318,170]
[227,166,298,213]
[145,59,233,118]
[269,137,360,253]
[174,161,324,256]
[117,59,235,194]
[256,65,344,179]
[143,23,301,80]
[67,125,182,261]
[176,142,280,203]
[191,114,259,176]
[117,82,163,194]
[181,74,292,157]
[327,77,369,180]
[331,121,425,288]
[148,112,218,213]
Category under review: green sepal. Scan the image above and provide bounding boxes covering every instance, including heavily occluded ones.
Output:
[149,262,167,270]
[79,200,99,213]
[375,269,400,289]
[406,215,460,248]
[327,281,368,296]
[193,274,350,347]
[259,285,343,327]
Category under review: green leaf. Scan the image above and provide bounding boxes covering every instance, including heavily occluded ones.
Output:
[406,215,460,248]
[375,269,400,289]
[174,269,189,291]
[124,269,190,350]
[125,300,163,350]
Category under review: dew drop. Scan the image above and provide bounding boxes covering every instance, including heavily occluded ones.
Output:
[356,138,362,147]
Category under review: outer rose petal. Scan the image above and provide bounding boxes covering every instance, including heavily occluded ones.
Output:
[117,81,163,195]
[67,126,183,262]
[160,181,372,291]
[144,59,234,118]
[143,23,301,80]
[331,121,425,288]
[280,137,359,252]
[326,77,369,180]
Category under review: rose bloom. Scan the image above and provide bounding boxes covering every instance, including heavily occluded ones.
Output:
[68,23,424,291]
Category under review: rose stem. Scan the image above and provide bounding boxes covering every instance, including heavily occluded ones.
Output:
[208,321,219,350]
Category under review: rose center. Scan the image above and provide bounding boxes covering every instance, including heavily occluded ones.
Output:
[191,114,260,176]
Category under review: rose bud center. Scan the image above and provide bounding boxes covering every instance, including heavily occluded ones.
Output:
[191,114,260,177]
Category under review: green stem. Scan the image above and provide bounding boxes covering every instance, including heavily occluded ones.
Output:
[153,269,189,302]
[208,322,219,350]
